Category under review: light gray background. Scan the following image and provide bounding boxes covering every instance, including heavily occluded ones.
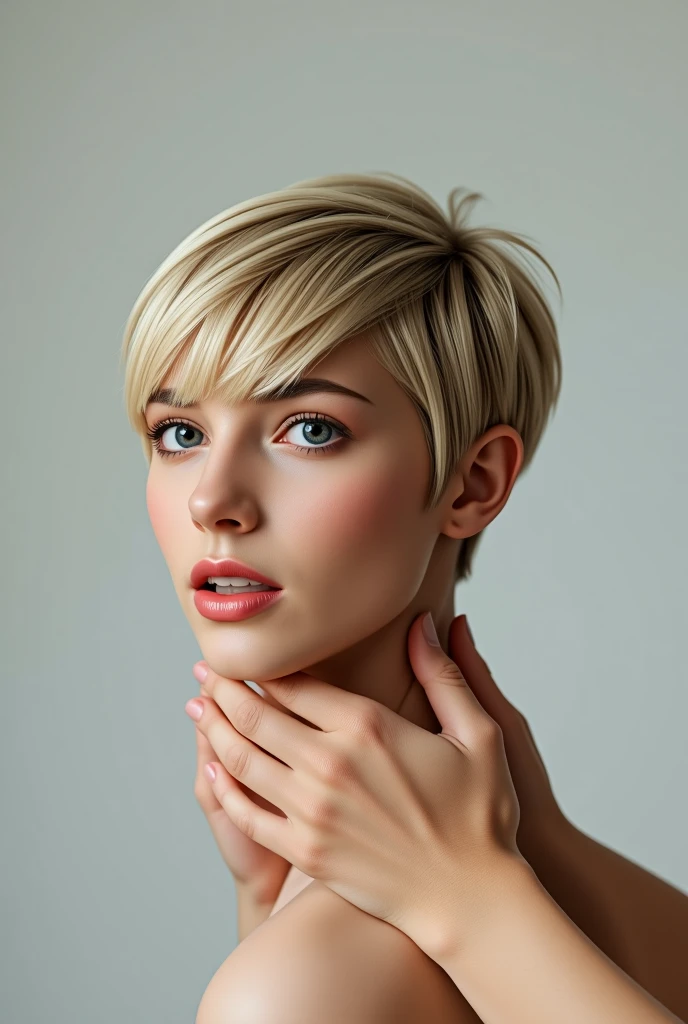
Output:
[3,1,686,1021]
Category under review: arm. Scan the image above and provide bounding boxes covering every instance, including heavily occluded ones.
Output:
[428,854,685,1024]
[542,820,688,1017]
[235,881,276,943]
[192,621,688,1020]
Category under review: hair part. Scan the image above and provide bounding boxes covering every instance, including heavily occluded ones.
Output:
[121,171,562,583]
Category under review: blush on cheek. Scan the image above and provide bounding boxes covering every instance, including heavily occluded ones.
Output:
[312,468,412,551]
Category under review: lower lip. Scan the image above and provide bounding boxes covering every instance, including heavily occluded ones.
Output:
[193,587,284,622]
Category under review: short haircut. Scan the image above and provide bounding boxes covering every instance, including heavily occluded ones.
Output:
[121,171,562,583]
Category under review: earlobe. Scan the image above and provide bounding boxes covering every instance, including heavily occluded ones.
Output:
[441,426,524,540]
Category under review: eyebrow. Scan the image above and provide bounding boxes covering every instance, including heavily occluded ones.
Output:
[146,378,374,409]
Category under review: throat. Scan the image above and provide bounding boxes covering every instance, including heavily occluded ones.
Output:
[397,678,442,733]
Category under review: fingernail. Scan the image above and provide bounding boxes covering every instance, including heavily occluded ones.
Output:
[193,662,208,683]
[422,611,441,646]
[204,763,216,783]
[185,699,204,721]
[464,616,475,645]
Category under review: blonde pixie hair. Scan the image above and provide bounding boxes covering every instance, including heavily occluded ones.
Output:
[121,171,562,584]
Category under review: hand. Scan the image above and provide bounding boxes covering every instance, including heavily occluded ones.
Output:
[445,616,571,864]
[186,612,536,954]
[189,680,291,904]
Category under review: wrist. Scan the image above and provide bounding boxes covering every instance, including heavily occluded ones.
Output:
[415,848,538,967]
[233,861,291,904]
[235,881,277,943]
[235,876,281,908]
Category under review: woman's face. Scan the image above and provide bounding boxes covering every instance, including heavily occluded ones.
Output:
[144,332,450,683]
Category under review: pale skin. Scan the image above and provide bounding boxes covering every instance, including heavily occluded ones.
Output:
[144,332,688,1022]
[188,622,686,1024]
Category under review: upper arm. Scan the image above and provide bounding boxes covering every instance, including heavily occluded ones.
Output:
[196,880,481,1024]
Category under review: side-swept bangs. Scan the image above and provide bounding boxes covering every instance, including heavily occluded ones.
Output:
[121,172,562,581]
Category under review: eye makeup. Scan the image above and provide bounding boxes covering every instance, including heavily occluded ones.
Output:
[145,410,354,459]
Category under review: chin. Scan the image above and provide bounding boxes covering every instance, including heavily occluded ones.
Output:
[197,639,309,685]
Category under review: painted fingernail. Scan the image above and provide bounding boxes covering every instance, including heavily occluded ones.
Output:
[185,699,204,721]
[464,616,475,644]
[422,611,441,646]
[193,662,208,683]
[204,763,217,782]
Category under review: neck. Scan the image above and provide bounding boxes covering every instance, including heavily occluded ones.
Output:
[297,545,459,734]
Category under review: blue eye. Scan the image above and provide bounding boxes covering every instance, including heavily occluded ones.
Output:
[145,411,352,459]
[279,413,348,454]
[145,418,204,457]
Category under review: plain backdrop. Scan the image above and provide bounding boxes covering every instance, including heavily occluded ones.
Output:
[2,1,686,1021]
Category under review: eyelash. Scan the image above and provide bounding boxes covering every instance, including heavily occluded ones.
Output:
[145,411,353,459]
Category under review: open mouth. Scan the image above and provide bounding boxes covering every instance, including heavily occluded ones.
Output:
[198,581,279,594]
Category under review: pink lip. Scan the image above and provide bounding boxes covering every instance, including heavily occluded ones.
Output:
[190,557,282,591]
[193,586,284,622]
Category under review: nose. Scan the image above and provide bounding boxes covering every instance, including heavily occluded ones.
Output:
[187,438,260,534]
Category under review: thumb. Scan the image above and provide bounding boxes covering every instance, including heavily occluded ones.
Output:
[409,611,496,748]
[448,615,517,725]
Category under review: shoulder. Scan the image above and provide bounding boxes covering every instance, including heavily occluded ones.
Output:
[196,879,481,1024]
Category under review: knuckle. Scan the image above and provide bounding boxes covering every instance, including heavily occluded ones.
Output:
[308,791,339,828]
[316,750,350,786]
[234,808,255,841]
[491,790,520,837]
[234,698,263,737]
[502,792,520,831]
[223,742,251,778]
[349,705,387,745]
[302,835,329,876]
[266,676,300,706]
[436,660,467,685]
[476,716,504,746]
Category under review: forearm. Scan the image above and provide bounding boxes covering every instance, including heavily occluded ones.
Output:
[431,856,683,1024]
[235,883,275,944]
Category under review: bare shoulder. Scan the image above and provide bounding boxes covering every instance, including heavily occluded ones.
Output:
[196,879,482,1024]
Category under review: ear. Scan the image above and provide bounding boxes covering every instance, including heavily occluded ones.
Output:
[439,425,524,540]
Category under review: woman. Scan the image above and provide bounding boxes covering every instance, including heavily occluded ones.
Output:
[120,172,685,1021]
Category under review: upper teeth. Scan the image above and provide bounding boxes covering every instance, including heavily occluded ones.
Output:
[207,576,263,586]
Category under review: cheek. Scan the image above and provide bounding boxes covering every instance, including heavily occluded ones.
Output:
[146,473,185,556]
[332,476,402,539]
[265,455,433,666]
[288,459,425,571]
